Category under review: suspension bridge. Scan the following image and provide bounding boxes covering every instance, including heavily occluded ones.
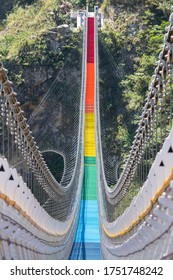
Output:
[0,6,173,260]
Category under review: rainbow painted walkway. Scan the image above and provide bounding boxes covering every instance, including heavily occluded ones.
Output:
[69,15,100,260]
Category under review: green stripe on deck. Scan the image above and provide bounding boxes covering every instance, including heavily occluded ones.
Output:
[82,157,97,200]
[84,157,96,164]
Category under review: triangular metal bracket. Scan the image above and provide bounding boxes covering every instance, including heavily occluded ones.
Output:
[168,146,173,153]
[9,175,14,180]
[0,165,5,172]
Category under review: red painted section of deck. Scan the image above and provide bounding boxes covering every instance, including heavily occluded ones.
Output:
[87,18,94,64]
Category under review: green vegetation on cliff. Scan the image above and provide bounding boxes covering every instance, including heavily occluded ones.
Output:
[99,0,171,170]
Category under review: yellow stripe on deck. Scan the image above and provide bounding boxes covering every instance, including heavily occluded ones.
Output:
[84,112,96,157]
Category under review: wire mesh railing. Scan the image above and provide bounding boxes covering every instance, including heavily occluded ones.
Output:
[96,10,173,259]
[97,11,173,220]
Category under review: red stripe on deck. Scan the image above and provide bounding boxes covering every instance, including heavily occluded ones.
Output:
[87,18,94,63]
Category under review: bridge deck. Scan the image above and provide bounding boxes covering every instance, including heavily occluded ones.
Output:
[69,16,100,260]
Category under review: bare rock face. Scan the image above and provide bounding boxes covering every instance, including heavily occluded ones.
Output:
[57,24,71,34]
[10,22,73,108]
[59,2,72,14]
[46,24,71,53]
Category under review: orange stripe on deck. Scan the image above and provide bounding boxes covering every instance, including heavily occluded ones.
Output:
[85,105,94,113]
[85,63,95,110]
